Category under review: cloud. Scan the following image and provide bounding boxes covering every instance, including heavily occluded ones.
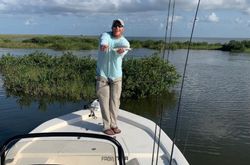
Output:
[200,0,246,10]
[207,12,219,22]
[169,16,183,23]
[245,7,250,14]
[0,0,249,15]
[235,17,243,24]
[0,3,6,10]
[198,12,219,23]
[25,18,37,25]
[0,0,169,14]
[178,0,250,15]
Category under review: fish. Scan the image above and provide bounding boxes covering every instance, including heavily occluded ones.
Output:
[112,47,132,51]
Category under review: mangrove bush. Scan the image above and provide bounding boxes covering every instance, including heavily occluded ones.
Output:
[122,56,180,98]
[0,52,96,101]
[0,52,180,100]
[221,40,249,52]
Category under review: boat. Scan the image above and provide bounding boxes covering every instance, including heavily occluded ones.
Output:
[0,100,189,165]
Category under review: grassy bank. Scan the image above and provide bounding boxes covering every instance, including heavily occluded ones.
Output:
[0,34,45,49]
[0,52,180,100]
[1,34,249,53]
[0,34,98,50]
[0,34,39,40]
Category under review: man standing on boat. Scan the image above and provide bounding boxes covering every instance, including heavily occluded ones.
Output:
[96,19,130,135]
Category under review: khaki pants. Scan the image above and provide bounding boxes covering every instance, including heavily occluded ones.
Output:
[96,77,122,131]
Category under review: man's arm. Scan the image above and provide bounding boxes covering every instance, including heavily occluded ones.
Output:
[100,45,109,52]
[99,33,110,52]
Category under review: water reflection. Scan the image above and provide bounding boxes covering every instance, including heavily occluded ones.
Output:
[5,88,86,112]
[121,91,178,122]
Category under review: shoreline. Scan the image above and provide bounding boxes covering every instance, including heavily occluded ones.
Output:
[1,34,250,53]
[1,33,250,43]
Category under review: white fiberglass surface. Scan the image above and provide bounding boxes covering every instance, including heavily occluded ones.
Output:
[4,137,118,165]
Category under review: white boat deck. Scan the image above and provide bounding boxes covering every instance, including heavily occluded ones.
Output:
[29,109,189,165]
[5,139,117,165]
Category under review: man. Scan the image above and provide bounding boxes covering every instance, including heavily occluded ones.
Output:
[96,19,130,135]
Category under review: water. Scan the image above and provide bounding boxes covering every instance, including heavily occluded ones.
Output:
[0,47,156,58]
[167,50,250,164]
[1,48,250,165]
[127,36,250,44]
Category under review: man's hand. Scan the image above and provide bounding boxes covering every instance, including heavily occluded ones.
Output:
[116,48,125,54]
[100,45,109,52]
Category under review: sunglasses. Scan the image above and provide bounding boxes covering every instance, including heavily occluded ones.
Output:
[112,23,123,28]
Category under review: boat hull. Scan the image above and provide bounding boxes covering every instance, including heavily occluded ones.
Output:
[30,108,189,165]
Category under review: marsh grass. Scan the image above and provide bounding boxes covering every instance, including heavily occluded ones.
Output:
[1,34,249,53]
[22,35,98,50]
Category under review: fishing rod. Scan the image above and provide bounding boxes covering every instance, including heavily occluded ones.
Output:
[152,0,178,163]
[152,0,176,164]
[169,0,201,165]
[166,0,176,61]
[162,0,172,60]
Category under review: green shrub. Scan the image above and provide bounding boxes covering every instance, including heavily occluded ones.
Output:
[0,52,96,101]
[122,55,180,98]
[0,52,180,100]
[222,40,247,52]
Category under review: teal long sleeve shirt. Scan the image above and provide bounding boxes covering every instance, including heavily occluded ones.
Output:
[96,32,130,80]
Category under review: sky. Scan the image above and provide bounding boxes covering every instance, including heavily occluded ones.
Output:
[0,0,250,38]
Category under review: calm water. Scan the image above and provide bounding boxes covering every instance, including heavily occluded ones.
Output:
[1,48,250,165]
[0,47,156,58]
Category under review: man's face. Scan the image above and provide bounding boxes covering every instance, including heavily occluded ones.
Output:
[112,22,124,38]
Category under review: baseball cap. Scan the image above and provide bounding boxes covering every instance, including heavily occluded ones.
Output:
[112,19,125,27]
